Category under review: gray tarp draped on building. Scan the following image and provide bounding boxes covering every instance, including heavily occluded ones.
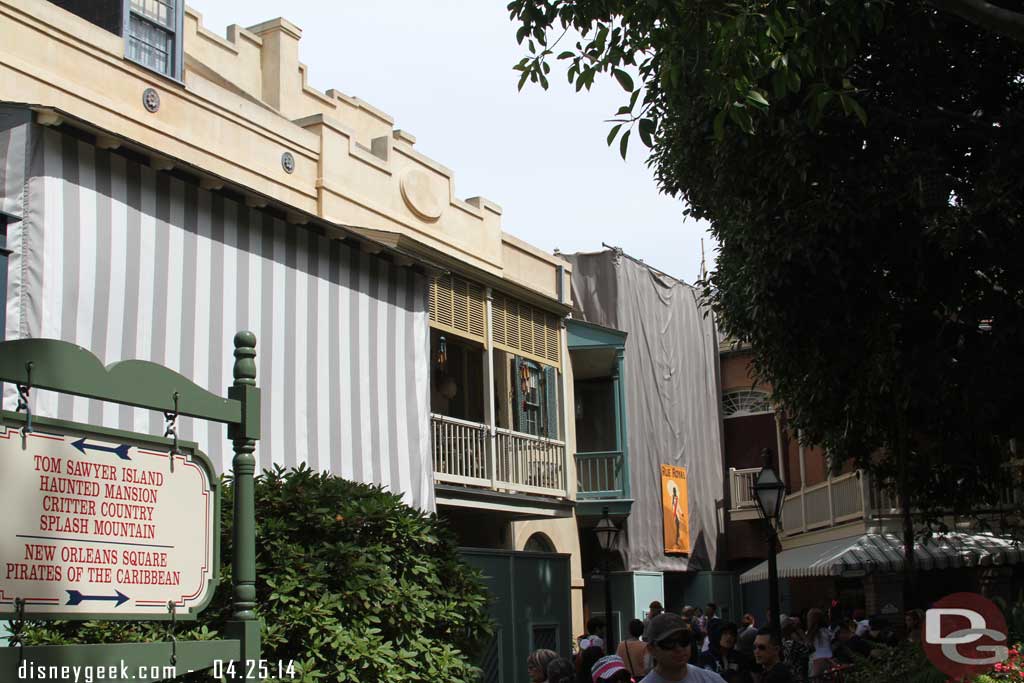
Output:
[567,250,724,571]
[1,120,435,511]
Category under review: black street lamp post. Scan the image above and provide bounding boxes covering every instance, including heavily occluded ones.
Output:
[595,506,621,654]
[752,448,786,643]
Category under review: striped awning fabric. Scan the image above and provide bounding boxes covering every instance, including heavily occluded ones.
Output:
[739,532,1024,584]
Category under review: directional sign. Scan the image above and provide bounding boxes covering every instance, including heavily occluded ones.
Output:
[0,423,217,619]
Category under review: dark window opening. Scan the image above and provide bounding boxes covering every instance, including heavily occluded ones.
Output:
[48,0,123,35]
[531,624,558,653]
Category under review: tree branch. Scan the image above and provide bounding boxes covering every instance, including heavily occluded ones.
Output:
[927,0,1024,42]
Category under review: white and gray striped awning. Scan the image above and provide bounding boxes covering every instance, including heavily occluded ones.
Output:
[1,120,436,511]
[739,532,1024,584]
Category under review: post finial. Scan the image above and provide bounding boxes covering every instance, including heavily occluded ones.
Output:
[233,331,257,386]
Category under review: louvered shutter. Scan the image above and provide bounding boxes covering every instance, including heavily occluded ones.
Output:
[513,355,528,433]
[428,274,486,344]
[490,292,561,367]
[543,365,559,439]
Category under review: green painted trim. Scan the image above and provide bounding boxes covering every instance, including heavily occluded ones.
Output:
[0,332,261,672]
[577,499,633,518]
[567,319,627,349]
[0,411,221,622]
[0,339,242,424]
[615,349,631,499]
[435,484,575,510]
[576,451,625,499]
[0,640,241,681]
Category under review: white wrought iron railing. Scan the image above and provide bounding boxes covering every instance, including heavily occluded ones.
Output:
[430,414,567,497]
[780,471,865,536]
[495,426,567,496]
[728,467,761,509]
[431,414,490,488]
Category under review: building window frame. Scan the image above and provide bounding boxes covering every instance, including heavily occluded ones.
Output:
[123,0,184,81]
[722,389,772,419]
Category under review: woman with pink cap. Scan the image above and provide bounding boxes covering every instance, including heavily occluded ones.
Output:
[591,655,633,683]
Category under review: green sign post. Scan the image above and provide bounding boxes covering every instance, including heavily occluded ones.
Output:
[0,332,261,681]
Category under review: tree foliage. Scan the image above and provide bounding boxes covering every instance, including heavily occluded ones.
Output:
[509,0,1024,521]
[21,466,494,681]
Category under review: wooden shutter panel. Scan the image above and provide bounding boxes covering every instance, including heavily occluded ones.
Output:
[490,292,561,367]
[428,274,486,344]
[513,355,527,433]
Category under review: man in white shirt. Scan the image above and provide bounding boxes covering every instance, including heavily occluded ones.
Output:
[639,613,727,683]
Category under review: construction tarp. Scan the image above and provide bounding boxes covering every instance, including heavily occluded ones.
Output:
[567,249,724,571]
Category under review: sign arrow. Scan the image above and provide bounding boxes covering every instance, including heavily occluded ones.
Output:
[71,438,131,461]
[65,589,129,607]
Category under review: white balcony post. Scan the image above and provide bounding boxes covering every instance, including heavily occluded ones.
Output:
[827,477,835,527]
[774,412,786,485]
[560,319,572,496]
[484,287,497,490]
[800,488,807,533]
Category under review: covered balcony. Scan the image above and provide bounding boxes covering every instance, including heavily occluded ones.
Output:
[568,319,632,518]
[426,275,572,518]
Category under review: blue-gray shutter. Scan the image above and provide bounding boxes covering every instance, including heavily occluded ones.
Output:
[513,355,527,433]
[543,365,558,439]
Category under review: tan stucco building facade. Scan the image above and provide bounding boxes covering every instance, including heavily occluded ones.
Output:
[1,0,584,645]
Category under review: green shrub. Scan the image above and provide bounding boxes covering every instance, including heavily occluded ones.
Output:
[842,642,946,683]
[19,465,494,682]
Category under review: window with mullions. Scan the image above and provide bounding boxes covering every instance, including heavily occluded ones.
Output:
[125,0,182,79]
[513,357,560,439]
[521,361,542,435]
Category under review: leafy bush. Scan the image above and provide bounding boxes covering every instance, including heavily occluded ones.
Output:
[842,642,946,683]
[19,465,494,682]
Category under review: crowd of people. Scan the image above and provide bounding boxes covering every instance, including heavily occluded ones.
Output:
[526,601,923,683]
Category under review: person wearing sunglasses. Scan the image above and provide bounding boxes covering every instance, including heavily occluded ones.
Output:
[752,629,794,683]
[639,613,727,682]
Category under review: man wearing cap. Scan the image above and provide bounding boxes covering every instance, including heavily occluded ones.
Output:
[640,613,727,683]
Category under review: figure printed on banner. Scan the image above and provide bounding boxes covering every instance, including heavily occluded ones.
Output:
[660,464,690,554]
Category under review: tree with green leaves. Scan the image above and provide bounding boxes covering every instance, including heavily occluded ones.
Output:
[509,0,1024,605]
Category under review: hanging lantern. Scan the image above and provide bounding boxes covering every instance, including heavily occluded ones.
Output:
[436,335,448,373]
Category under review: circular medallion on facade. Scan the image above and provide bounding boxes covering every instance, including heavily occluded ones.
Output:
[142,88,161,113]
[399,168,444,222]
[281,151,296,174]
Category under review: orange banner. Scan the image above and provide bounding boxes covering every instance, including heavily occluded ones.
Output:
[661,464,690,554]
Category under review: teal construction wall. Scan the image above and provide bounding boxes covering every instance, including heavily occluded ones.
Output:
[461,548,572,683]
[675,571,743,623]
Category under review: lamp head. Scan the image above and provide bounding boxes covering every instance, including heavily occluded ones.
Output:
[753,448,786,522]
[594,508,620,552]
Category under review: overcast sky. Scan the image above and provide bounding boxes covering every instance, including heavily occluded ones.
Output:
[187,1,714,284]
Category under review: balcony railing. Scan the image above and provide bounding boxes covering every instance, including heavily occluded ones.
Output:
[728,467,866,531]
[780,471,865,536]
[728,467,761,510]
[431,414,567,497]
[576,450,626,499]
[729,464,1024,538]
